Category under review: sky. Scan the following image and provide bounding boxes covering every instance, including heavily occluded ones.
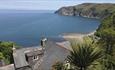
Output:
[0,0,115,10]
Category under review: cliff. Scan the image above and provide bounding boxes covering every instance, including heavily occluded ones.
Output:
[55,3,115,19]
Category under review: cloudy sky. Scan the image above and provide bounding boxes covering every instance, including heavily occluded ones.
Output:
[0,0,115,10]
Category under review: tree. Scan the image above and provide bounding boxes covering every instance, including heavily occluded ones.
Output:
[67,42,102,70]
[0,52,5,60]
[0,41,14,64]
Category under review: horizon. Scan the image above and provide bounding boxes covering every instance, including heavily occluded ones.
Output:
[0,0,115,10]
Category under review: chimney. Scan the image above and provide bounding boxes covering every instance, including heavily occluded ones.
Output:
[12,44,16,53]
[41,37,47,48]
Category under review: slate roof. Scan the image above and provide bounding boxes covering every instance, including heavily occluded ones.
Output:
[13,47,42,69]
[36,40,70,70]
[13,48,29,69]
[13,38,70,70]
[25,50,44,57]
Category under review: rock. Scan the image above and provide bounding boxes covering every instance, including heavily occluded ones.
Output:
[55,6,75,16]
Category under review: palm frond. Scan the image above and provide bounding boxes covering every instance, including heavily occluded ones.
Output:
[67,42,102,69]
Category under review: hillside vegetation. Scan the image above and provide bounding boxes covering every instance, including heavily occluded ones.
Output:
[0,41,14,64]
[56,3,115,19]
[95,12,115,56]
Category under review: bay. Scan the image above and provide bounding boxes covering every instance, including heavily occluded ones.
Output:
[0,10,100,47]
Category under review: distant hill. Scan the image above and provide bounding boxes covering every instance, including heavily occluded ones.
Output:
[55,3,115,19]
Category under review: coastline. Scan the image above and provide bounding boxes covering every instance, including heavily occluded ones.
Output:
[55,31,96,50]
[62,31,96,40]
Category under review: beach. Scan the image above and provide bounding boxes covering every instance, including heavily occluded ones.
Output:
[62,31,96,40]
[56,31,96,51]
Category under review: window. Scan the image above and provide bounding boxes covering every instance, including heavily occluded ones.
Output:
[33,56,39,61]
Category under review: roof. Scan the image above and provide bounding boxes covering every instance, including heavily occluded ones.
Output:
[48,37,67,42]
[13,38,70,70]
[13,48,29,68]
[25,50,44,57]
[13,47,41,69]
[35,40,70,70]
[56,41,72,51]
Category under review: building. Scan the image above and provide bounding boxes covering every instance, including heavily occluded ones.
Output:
[13,47,44,70]
[25,48,44,69]
[7,38,70,70]
[37,39,70,70]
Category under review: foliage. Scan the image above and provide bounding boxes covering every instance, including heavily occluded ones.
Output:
[95,13,115,69]
[0,52,5,60]
[95,13,115,48]
[57,3,115,18]
[67,41,102,70]
[0,41,14,64]
[95,13,115,55]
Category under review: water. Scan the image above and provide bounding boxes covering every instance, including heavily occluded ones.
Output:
[0,10,100,47]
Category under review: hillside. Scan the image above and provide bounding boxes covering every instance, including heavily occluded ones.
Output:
[55,3,115,19]
[95,12,115,46]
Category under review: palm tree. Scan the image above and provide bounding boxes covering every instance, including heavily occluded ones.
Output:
[67,42,102,70]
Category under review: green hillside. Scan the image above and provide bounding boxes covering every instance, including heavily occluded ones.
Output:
[56,3,115,19]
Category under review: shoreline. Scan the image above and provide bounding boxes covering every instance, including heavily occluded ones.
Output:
[55,31,96,50]
[62,31,96,39]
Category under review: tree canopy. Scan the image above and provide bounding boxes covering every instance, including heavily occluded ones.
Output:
[0,41,14,64]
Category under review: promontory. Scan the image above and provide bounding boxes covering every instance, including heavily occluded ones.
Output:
[55,3,115,19]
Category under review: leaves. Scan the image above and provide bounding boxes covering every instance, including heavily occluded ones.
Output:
[0,41,14,64]
[95,12,115,70]
[67,42,102,70]
[0,52,5,60]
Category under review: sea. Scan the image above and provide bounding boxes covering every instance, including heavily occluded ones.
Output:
[0,10,100,47]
